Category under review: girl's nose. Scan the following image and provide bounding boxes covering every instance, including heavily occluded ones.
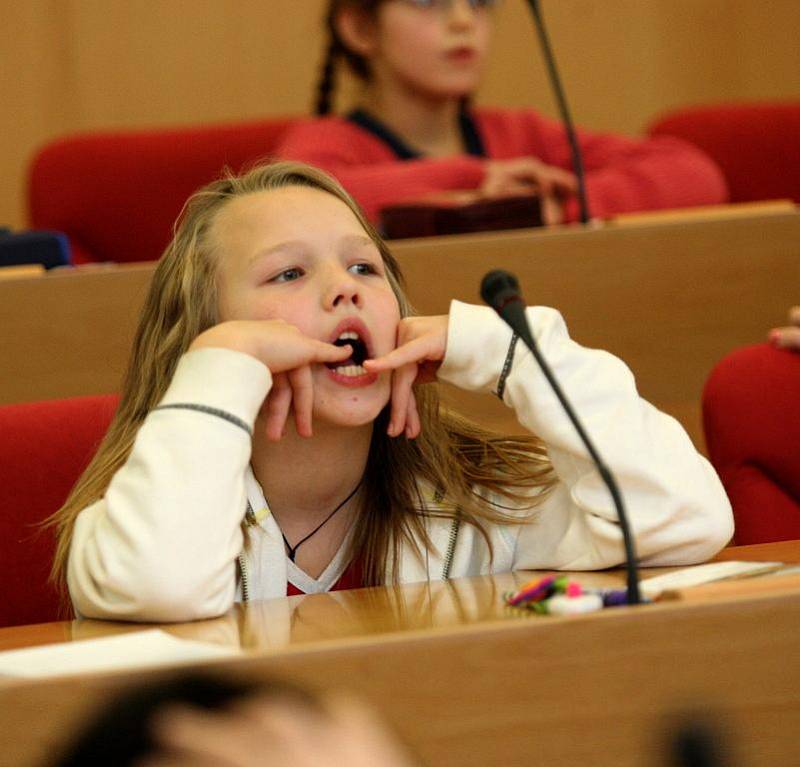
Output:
[447,0,477,28]
[324,269,362,310]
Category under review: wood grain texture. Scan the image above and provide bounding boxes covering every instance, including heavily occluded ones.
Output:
[0,544,799,767]
[713,539,800,565]
[2,539,795,654]
[3,209,798,456]
[0,262,153,403]
[392,208,800,450]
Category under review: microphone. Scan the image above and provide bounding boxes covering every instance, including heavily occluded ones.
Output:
[481,269,641,604]
[524,0,591,224]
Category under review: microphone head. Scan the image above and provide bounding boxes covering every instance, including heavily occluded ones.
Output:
[480,269,521,311]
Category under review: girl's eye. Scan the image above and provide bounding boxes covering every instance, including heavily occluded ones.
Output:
[271,267,304,283]
[404,0,497,9]
[348,262,378,276]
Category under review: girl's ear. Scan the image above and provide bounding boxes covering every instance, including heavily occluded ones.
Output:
[334,6,379,58]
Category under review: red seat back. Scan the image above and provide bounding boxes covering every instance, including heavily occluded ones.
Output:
[0,394,119,627]
[28,116,299,264]
[648,102,800,204]
[703,344,800,544]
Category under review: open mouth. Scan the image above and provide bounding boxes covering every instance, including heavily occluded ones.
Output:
[327,330,371,378]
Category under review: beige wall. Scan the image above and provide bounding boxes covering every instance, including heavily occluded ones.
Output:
[3,0,799,230]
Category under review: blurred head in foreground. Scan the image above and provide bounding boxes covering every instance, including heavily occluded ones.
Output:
[50,671,421,767]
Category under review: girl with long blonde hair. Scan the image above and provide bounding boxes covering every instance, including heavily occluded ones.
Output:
[52,161,731,621]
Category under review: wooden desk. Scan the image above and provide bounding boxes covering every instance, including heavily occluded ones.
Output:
[2,208,799,451]
[0,262,153,405]
[1,541,799,767]
[392,207,800,450]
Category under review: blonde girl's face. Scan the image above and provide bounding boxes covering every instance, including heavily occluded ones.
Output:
[212,186,401,429]
[368,0,493,101]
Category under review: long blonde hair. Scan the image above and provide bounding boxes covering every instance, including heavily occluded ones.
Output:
[50,161,555,592]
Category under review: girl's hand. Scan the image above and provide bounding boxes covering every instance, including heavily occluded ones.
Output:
[768,306,800,351]
[364,316,449,439]
[190,320,352,439]
[481,157,578,226]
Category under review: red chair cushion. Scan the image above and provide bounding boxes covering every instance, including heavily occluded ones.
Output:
[648,102,800,204]
[28,116,299,264]
[703,344,800,544]
[0,394,118,627]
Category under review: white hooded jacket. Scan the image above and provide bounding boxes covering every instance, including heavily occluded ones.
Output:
[68,302,733,622]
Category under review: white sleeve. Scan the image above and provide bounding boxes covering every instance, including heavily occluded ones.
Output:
[67,347,271,622]
[437,300,733,570]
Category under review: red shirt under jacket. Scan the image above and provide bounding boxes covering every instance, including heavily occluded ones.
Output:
[286,558,364,596]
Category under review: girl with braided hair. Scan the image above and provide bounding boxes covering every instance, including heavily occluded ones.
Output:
[277,0,728,226]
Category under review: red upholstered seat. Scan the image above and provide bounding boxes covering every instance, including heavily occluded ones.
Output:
[702,344,800,545]
[648,102,800,204]
[28,116,299,264]
[0,394,118,628]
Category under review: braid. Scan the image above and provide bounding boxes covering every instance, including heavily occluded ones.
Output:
[316,1,379,116]
[315,38,339,116]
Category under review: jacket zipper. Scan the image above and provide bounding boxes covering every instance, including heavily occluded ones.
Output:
[237,554,250,603]
[441,516,460,580]
[239,502,257,603]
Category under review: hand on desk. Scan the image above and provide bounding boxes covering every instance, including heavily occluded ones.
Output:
[481,157,578,226]
[768,306,800,350]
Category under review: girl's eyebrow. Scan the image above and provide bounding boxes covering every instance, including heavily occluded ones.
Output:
[338,234,378,253]
[248,240,306,268]
[249,234,377,268]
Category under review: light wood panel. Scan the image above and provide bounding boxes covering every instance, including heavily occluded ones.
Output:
[392,207,800,450]
[1,539,797,653]
[0,542,799,767]
[714,539,800,565]
[2,1,800,230]
[0,262,153,402]
[2,209,798,454]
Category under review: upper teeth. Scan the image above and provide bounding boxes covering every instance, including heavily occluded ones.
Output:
[338,331,360,341]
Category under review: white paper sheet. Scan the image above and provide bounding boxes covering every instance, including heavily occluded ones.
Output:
[0,629,239,679]
[640,560,784,598]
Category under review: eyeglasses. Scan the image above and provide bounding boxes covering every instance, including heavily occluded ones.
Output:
[398,0,500,11]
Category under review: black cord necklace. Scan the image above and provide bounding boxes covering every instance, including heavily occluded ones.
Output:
[281,478,363,563]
